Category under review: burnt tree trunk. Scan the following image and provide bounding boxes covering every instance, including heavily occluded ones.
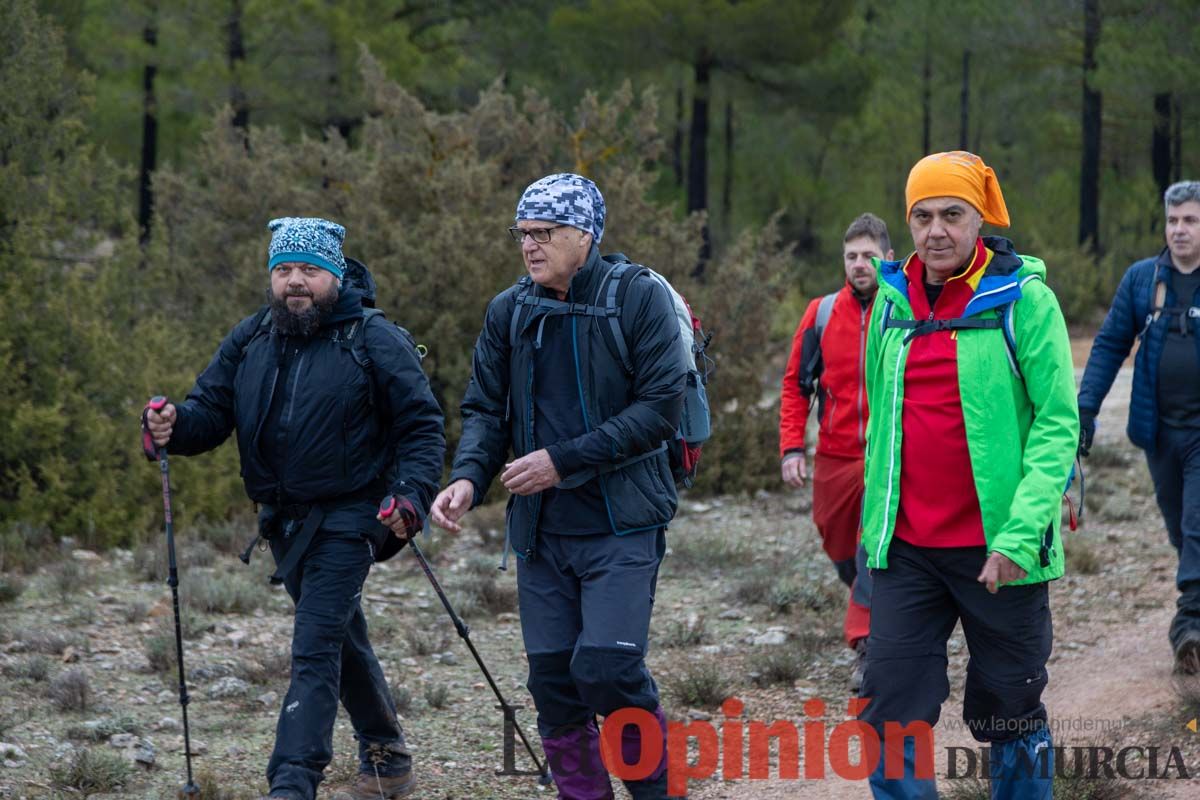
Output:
[1078,0,1102,254]
[138,4,158,245]
[689,55,712,274]
[921,30,931,155]
[1172,97,1182,184]
[959,50,970,151]
[228,0,249,138]
[722,99,733,230]
[673,84,684,187]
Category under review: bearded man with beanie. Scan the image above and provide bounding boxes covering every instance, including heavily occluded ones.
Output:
[430,174,686,799]
[857,153,1078,799]
[144,217,445,800]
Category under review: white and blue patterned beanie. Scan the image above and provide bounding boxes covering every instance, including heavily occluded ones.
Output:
[266,217,347,279]
[515,173,606,244]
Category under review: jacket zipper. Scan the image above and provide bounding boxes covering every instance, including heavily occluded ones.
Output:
[523,356,538,559]
[280,346,305,497]
[857,305,867,445]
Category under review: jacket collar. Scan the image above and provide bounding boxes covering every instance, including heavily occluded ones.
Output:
[530,245,603,302]
[323,286,365,327]
[877,236,1035,318]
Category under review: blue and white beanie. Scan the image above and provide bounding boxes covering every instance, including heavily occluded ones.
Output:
[266,217,347,279]
[515,173,606,244]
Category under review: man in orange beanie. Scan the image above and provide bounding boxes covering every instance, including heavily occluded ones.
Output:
[857,152,1078,799]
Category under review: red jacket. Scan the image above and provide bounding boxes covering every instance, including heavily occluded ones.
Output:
[780,283,871,460]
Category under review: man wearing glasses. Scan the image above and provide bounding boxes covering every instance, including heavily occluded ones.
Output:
[430,173,686,799]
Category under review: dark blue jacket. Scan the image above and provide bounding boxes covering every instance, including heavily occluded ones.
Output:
[1078,249,1200,453]
[449,246,686,560]
[170,287,445,529]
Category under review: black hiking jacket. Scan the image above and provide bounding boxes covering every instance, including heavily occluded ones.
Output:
[169,287,445,535]
[449,246,686,560]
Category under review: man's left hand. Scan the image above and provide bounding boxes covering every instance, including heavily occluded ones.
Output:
[501,449,561,496]
[977,551,1027,594]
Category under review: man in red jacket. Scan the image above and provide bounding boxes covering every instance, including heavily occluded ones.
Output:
[780,212,892,691]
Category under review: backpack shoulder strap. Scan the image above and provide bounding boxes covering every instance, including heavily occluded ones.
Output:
[508,277,535,350]
[814,291,839,342]
[605,262,648,375]
[238,305,273,361]
[1150,275,1168,324]
[340,307,386,367]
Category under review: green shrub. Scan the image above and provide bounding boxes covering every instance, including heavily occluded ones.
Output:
[145,633,176,674]
[663,659,732,708]
[403,626,448,657]
[183,570,264,615]
[50,558,92,600]
[658,614,709,648]
[0,574,25,603]
[2,654,51,682]
[749,643,810,687]
[48,667,92,712]
[423,683,450,710]
[50,748,133,793]
[236,649,291,686]
[391,684,414,716]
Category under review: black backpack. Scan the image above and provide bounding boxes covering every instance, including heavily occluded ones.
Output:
[507,253,712,488]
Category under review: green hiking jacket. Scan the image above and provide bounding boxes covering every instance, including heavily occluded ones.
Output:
[861,237,1079,584]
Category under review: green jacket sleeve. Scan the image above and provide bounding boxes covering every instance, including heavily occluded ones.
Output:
[987,280,1080,573]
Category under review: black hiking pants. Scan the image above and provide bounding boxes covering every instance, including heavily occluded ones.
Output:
[859,537,1053,744]
[1145,423,1200,650]
[517,529,666,736]
[266,530,410,800]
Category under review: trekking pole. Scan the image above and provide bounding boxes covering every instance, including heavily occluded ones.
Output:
[141,396,200,798]
[379,496,553,786]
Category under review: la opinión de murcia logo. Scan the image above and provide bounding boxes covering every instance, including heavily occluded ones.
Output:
[542,698,1193,796]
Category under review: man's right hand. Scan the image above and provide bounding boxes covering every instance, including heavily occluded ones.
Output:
[781,452,808,488]
[1078,410,1096,457]
[430,479,475,533]
[145,402,177,447]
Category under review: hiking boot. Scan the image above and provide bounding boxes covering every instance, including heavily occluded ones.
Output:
[850,639,868,694]
[328,771,416,800]
[1174,631,1200,675]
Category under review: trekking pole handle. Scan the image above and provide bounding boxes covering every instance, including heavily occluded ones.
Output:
[142,395,169,462]
[379,495,398,519]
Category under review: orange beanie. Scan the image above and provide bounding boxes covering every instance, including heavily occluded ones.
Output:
[905,151,1010,228]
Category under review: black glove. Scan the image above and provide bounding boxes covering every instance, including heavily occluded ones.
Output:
[1078,409,1096,457]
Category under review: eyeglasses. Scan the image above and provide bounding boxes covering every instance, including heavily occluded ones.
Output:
[508,225,564,244]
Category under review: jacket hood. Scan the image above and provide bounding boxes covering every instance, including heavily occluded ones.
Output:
[324,285,365,327]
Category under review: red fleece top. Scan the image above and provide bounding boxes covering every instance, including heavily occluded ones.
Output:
[780,283,871,459]
[893,239,990,549]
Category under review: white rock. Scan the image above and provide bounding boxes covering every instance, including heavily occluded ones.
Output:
[257,691,278,707]
[207,676,252,699]
[752,630,788,646]
[0,742,28,762]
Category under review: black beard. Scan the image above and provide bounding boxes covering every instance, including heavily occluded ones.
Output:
[267,285,338,337]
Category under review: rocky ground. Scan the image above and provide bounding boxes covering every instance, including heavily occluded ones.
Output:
[2,360,1199,799]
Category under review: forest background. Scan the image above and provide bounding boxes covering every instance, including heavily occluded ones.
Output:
[3,0,1198,561]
